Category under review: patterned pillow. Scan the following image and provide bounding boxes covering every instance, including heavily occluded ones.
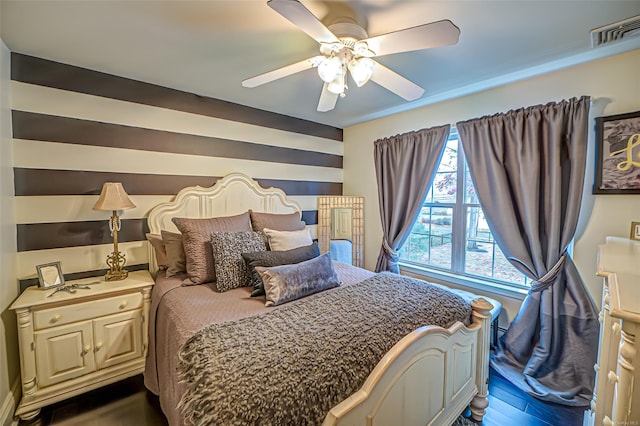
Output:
[242,243,320,297]
[173,212,251,285]
[256,252,340,306]
[211,231,266,292]
[263,227,313,251]
[249,210,305,232]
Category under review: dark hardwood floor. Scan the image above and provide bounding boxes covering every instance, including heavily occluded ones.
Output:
[482,368,586,426]
[18,367,587,425]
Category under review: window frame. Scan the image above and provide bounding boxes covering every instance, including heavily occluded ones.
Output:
[399,128,529,296]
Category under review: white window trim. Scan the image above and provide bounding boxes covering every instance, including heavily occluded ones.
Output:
[400,259,528,301]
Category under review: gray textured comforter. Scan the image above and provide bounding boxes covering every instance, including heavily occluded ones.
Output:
[177,272,472,426]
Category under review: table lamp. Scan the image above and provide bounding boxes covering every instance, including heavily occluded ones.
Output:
[93,182,136,281]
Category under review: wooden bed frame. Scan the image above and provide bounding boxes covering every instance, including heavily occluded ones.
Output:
[147,173,492,425]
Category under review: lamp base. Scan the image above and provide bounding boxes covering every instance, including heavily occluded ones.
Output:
[105,249,128,281]
[105,268,128,281]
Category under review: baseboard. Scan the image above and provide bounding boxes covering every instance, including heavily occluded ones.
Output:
[0,379,20,426]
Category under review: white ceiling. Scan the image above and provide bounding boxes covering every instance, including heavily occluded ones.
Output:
[2,1,640,128]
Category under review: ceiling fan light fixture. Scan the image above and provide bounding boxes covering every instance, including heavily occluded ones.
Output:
[327,73,345,95]
[353,41,374,57]
[317,56,342,83]
[348,57,375,87]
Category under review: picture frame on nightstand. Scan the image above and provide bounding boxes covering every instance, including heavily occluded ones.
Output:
[36,261,65,289]
[630,222,640,241]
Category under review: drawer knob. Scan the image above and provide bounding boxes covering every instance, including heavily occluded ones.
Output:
[612,322,621,336]
[95,342,103,352]
[607,371,618,384]
[594,364,600,373]
[50,314,61,323]
[119,301,128,309]
[598,312,604,324]
[604,294,609,304]
[603,416,613,426]
[81,345,91,356]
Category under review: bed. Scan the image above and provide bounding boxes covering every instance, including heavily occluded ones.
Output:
[143,173,495,426]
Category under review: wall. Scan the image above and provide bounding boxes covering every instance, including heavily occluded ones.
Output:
[343,49,640,319]
[10,54,343,288]
[0,39,19,425]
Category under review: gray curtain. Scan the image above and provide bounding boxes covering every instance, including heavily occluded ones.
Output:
[456,97,598,406]
[374,125,450,273]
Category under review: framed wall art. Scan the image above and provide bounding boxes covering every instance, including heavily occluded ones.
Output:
[593,110,640,194]
[631,222,640,242]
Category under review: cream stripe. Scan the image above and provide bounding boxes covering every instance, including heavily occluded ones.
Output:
[15,195,173,224]
[12,81,344,155]
[17,241,149,279]
[17,225,319,279]
[13,139,343,183]
[15,195,320,224]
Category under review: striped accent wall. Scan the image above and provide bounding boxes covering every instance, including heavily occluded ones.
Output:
[11,53,343,288]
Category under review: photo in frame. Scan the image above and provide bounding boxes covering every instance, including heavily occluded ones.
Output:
[593,110,640,194]
[36,261,65,289]
[631,222,640,242]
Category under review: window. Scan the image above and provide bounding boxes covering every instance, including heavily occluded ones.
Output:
[399,129,529,289]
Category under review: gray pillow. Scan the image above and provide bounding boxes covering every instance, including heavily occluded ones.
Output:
[210,231,266,292]
[146,233,168,270]
[172,212,251,285]
[249,210,305,232]
[255,252,340,307]
[242,243,320,297]
[161,230,186,277]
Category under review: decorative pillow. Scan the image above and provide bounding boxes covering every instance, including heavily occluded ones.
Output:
[172,212,251,285]
[263,227,313,251]
[256,252,340,307]
[242,243,320,297]
[210,231,266,292]
[249,210,305,232]
[145,233,168,270]
[161,230,186,277]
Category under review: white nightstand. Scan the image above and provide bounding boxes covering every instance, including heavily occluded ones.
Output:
[10,270,154,420]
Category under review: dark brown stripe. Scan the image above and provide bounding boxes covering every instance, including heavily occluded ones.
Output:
[301,210,317,225]
[18,211,319,252]
[13,111,342,169]
[17,219,149,252]
[11,53,343,141]
[19,264,149,293]
[14,168,342,197]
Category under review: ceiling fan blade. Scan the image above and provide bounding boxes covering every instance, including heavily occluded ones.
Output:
[317,83,339,112]
[242,56,322,88]
[370,61,425,101]
[362,20,460,57]
[268,0,340,44]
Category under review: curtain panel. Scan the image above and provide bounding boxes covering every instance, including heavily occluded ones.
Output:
[373,125,450,273]
[456,96,598,406]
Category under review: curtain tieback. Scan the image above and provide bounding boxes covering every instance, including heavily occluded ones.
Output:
[382,238,399,263]
[530,252,568,293]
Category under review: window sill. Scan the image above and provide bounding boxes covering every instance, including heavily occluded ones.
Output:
[399,263,528,301]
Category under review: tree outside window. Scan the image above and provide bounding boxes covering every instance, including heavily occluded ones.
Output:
[399,130,529,288]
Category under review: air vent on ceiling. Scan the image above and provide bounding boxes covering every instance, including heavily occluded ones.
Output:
[591,15,640,47]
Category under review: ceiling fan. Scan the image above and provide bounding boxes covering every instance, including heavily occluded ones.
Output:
[242,0,460,112]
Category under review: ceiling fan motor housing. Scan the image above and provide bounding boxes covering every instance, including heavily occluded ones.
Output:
[329,22,368,43]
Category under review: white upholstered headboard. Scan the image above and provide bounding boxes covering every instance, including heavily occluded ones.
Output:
[147,173,301,273]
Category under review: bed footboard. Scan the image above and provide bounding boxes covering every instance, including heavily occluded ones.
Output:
[323,298,493,426]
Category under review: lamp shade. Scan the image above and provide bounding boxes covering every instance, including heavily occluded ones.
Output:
[93,182,136,211]
[348,57,375,87]
[317,56,342,83]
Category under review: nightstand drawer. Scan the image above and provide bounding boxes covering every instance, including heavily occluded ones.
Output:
[33,293,143,330]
